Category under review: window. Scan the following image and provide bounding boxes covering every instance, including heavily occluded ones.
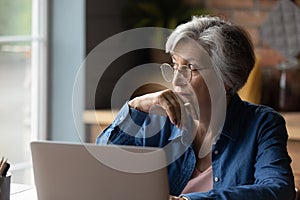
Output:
[0,0,47,184]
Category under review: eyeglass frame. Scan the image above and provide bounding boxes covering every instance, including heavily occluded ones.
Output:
[160,63,210,83]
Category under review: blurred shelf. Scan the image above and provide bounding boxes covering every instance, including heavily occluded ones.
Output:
[281,112,300,141]
[83,110,116,125]
[83,110,117,143]
[83,110,300,141]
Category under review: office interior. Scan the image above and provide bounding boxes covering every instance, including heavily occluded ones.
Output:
[0,0,300,198]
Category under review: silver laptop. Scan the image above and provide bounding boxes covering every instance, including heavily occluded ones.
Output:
[31,141,169,200]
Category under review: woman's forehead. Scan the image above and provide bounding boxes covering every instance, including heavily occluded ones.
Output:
[171,41,207,62]
[171,40,214,68]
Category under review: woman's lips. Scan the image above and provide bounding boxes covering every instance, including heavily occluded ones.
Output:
[175,91,193,104]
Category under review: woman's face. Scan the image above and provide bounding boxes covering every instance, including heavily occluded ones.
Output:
[171,52,212,111]
[170,39,228,122]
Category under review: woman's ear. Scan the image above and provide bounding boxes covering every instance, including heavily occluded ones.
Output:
[226,88,233,96]
[224,84,232,95]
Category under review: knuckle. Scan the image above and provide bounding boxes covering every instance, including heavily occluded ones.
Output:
[165,103,173,109]
[161,89,172,95]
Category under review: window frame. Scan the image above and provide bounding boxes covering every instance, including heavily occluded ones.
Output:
[31,0,48,140]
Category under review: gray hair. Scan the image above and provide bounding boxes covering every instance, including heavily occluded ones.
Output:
[166,16,255,94]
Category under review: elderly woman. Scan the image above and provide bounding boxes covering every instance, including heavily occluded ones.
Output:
[96,16,295,200]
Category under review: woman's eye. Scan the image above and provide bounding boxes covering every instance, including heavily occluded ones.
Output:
[180,65,188,71]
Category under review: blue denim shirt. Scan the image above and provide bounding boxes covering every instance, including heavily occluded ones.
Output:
[96,94,295,200]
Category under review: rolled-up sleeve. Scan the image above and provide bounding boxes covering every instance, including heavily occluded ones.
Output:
[96,102,150,145]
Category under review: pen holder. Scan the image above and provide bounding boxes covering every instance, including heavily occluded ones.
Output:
[0,174,11,200]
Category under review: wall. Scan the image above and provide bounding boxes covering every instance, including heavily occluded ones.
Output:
[205,0,300,110]
[48,0,85,141]
[85,0,156,110]
[205,0,299,66]
[85,0,300,111]
[85,0,128,110]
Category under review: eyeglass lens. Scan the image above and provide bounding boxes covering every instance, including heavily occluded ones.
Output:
[160,63,191,83]
[160,63,174,82]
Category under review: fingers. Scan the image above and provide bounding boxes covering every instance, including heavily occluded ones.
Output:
[153,90,181,127]
[169,195,181,200]
[129,89,184,128]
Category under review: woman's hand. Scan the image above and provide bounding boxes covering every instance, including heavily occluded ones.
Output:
[169,195,186,200]
[128,89,181,127]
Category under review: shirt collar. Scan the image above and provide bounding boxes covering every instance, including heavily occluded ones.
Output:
[220,93,244,141]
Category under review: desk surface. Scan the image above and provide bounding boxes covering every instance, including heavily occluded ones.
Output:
[10,183,37,200]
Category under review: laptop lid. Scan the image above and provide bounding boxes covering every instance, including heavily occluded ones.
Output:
[31,141,169,200]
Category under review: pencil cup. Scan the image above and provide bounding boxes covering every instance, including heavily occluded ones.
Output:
[0,174,11,200]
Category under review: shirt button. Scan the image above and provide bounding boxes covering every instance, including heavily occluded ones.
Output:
[214,177,220,182]
[214,150,219,155]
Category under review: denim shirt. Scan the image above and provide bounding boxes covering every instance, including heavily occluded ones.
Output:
[96,94,295,200]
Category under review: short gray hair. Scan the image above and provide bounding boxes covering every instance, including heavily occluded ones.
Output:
[166,16,255,94]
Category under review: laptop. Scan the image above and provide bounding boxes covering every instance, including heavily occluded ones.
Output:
[31,141,169,200]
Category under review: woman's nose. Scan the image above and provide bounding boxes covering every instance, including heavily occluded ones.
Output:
[172,70,188,86]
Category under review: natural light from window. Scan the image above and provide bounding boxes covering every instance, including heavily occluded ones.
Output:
[0,0,47,185]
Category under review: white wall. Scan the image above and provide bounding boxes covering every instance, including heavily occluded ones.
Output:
[48,0,85,141]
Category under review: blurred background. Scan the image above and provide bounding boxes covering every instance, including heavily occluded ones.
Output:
[0,0,300,187]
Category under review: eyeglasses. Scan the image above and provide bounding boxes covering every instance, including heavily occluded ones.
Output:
[160,63,209,83]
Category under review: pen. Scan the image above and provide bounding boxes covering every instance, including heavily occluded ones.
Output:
[0,157,9,177]
[0,157,4,167]
[0,158,7,172]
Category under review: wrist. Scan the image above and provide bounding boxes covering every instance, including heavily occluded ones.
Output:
[128,96,152,113]
[128,99,141,111]
[128,99,135,109]
[180,196,189,200]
